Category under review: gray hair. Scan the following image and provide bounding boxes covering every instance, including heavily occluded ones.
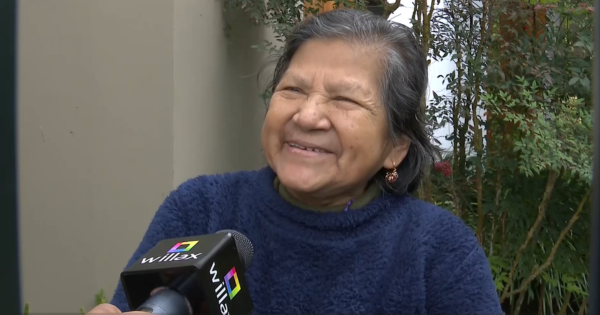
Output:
[262,9,437,196]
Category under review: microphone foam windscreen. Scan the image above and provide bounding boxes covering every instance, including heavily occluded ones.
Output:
[216,229,254,269]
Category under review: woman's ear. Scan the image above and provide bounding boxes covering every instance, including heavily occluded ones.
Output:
[383,135,411,169]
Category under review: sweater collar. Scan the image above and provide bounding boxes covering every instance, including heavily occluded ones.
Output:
[273,177,381,212]
[256,167,408,231]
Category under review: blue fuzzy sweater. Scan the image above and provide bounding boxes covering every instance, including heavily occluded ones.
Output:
[110,167,502,315]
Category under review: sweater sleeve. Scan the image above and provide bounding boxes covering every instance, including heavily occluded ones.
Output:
[425,212,503,315]
[109,179,203,312]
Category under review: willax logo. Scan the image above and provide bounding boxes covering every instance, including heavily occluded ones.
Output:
[168,241,199,253]
[210,262,241,315]
[224,268,241,299]
[140,241,202,264]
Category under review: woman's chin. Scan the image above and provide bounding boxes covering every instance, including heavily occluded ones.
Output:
[277,168,329,193]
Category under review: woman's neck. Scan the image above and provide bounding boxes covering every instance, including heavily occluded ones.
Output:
[274,177,381,212]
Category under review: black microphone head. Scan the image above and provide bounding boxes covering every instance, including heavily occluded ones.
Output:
[216,229,254,270]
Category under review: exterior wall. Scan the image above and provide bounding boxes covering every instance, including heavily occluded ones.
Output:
[17,0,270,312]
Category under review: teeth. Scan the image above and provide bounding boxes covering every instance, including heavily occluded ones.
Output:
[289,143,325,153]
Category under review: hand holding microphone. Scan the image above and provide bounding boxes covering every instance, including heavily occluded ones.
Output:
[88,230,254,315]
[86,303,144,314]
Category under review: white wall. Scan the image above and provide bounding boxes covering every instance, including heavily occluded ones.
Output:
[17,0,269,312]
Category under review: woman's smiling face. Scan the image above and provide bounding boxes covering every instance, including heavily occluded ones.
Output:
[261,38,409,206]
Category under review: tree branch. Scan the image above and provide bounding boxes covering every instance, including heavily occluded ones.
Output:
[472,0,488,245]
[558,291,573,315]
[500,169,559,303]
[427,0,435,21]
[411,0,418,23]
[381,0,402,19]
[502,187,591,300]
[577,297,588,315]
[537,280,545,315]
[513,289,527,315]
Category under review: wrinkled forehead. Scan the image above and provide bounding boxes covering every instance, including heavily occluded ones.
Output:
[281,38,386,92]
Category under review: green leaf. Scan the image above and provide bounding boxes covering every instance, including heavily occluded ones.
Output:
[566,283,586,295]
[95,289,106,306]
[569,77,579,85]
[581,77,590,89]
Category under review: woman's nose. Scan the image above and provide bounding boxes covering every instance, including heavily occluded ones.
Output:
[292,94,332,131]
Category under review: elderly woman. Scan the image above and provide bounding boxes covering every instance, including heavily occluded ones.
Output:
[92,8,502,315]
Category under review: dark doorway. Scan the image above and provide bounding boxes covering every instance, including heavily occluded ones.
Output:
[0,0,21,314]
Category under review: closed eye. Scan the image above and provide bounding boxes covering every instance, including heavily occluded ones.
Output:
[333,96,358,104]
[282,86,302,93]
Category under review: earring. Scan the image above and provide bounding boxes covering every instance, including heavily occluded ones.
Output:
[385,161,398,184]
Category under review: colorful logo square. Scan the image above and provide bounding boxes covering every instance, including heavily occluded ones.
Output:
[167,241,199,253]
[224,267,241,299]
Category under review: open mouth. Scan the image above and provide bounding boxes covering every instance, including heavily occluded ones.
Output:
[287,142,328,153]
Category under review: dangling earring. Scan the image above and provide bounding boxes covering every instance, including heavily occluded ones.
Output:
[385,161,398,184]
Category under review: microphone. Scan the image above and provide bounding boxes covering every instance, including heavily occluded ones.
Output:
[120,230,254,315]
